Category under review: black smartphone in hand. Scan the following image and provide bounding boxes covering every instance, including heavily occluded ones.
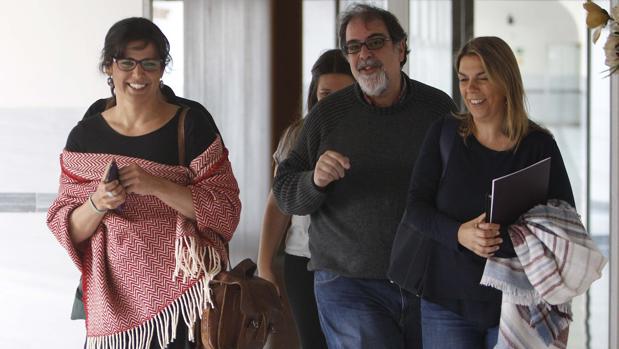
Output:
[105,160,123,212]
[106,160,120,183]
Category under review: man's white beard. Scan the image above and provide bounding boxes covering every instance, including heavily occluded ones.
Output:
[357,69,389,97]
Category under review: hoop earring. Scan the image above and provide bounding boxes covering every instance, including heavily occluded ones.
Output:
[107,76,115,97]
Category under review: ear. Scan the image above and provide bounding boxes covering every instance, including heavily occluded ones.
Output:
[104,65,112,76]
[397,41,406,64]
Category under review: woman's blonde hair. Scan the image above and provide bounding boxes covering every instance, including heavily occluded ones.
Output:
[455,36,537,149]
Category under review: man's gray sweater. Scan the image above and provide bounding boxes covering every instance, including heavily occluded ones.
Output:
[273,74,455,279]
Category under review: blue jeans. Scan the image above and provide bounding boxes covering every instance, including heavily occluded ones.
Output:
[421,298,498,349]
[314,270,421,349]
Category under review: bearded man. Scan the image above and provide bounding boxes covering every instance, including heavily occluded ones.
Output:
[273,4,455,348]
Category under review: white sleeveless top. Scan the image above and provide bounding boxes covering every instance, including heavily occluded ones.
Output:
[284,214,311,258]
[273,123,311,258]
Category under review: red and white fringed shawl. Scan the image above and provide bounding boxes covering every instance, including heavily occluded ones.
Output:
[47,135,241,349]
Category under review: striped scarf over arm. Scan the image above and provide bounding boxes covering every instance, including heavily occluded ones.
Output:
[481,200,606,349]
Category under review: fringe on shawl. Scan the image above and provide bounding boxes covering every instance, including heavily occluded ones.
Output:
[480,275,542,305]
[480,273,573,315]
[174,236,223,283]
[86,244,221,349]
[481,274,573,323]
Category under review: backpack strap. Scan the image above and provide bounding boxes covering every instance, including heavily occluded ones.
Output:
[439,115,459,180]
[175,104,233,270]
[177,106,189,166]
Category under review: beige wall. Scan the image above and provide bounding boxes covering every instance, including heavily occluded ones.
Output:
[0,0,143,109]
[0,0,143,193]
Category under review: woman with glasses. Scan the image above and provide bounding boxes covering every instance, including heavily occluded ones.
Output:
[47,17,241,349]
[257,49,354,349]
[389,36,575,348]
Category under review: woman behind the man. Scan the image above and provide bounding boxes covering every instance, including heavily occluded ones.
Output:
[390,36,574,348]
[257,49,354,349]
[47,17,241,349]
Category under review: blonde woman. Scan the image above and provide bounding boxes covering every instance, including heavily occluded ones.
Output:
[389,36,575,348]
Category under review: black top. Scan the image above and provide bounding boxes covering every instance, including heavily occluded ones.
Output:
[394,116,575,329]
[71,84,221,163]
[66,107,216,165]
[82,85,221,135]
[273,74,456,278]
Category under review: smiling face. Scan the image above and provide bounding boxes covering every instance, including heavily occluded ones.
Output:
[316,73,355,100]
[458,54,506,123]
[344,18,404,98]
[106,41,164,101]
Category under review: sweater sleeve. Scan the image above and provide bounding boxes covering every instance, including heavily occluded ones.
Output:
[272,110,327,215]
[402,117,463,251]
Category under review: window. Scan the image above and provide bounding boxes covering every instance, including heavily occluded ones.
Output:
[153,0,184,97]
[408,0,452,96]
[303,0,337,113]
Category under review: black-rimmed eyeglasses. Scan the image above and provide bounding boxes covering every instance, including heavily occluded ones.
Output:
[113,57,163,72]
[343,36,391,54]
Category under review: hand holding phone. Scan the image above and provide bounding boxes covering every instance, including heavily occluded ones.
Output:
[105,160,123,212]
[106,160,120,184]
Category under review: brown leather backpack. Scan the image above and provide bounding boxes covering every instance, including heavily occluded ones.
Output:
[201,259,283,349]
